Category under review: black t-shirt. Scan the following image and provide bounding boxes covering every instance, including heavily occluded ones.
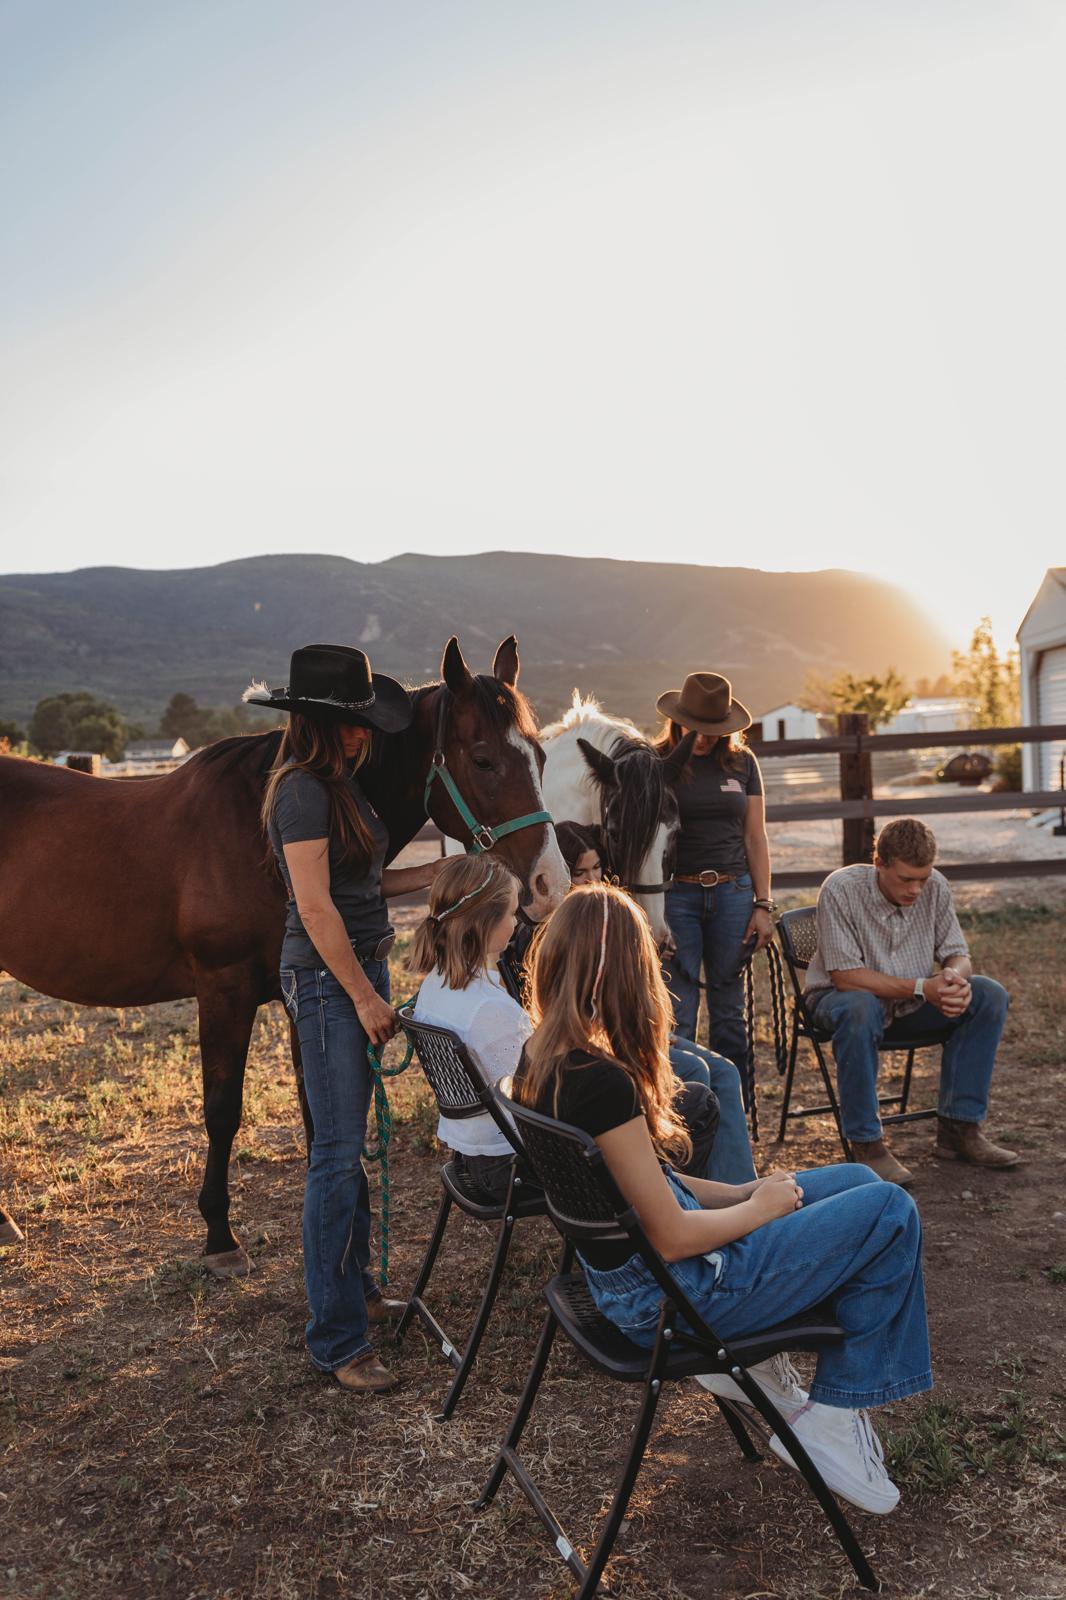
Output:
[674,748,763,876]
[267,764,390,968]
[515,1046,642,1269]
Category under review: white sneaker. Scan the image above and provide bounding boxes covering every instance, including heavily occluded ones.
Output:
[769,1402,901,1515]
[696,1353,809,1418]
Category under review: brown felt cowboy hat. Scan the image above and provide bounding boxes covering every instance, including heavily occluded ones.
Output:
[243,644,413,733]
[656,672,752,737]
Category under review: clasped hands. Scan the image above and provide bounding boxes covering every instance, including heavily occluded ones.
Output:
[923,967,971,1018]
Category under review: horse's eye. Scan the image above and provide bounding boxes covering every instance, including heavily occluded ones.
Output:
[472,755,495,773]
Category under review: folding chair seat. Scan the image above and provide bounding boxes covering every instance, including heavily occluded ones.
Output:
[395,1016,547,1420]
[775,905,949,1160]
[476,1089,879,1596]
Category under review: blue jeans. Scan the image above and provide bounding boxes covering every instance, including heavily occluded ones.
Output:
[670,1037,757,1185]
[584,1164,932,1410]
[663,877,754,1083]
[809,977,1009,1143]
[281,959,389,1372]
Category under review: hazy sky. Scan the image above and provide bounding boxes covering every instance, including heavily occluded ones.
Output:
[2,1,1063,650]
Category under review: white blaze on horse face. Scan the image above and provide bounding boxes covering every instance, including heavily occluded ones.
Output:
[629,819,671,944]
[508,727,569,918]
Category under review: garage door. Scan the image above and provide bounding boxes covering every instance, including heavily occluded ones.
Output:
[1037,645,1066,790]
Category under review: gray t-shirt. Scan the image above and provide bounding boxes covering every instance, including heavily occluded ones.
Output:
[267,765,390,968]
[674,750,763,875]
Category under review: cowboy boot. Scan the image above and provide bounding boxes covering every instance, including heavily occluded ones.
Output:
[849,1138,914,1187]
[367,1293,408,1326]
[333,1351,400,1393]
[933,1117,1020,1168]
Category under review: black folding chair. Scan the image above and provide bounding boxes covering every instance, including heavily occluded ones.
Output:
[476,1089,879,1596]
[394,1017,549,1420]
[776,905,947,1159]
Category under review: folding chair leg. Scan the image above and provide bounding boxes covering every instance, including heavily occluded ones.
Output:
[474,1304,560,1511]
[438,1201,517,1421]
[396,1188,453,1343]
[776,1021,800,1144]
[715,1397,762,1462]
[898,1048,917,1115]
[732,1374,878,1592]
[810,1037,852,1160]
[576,1351,669,1600]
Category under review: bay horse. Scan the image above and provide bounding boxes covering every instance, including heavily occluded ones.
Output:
[0,635,566,1272]
[540,693,694,948]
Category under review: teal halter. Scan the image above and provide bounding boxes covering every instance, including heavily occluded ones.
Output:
[423,691,554,855]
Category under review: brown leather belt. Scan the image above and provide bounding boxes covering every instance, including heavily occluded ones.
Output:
[673,870,741,887]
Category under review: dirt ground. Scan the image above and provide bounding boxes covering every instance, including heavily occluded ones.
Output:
[2,895,1065,1600]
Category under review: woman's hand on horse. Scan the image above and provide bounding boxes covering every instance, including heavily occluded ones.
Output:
[356,992,401,1046]
[745,906,774,951]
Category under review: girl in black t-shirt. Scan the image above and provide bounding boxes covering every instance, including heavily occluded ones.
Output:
[514,884,932,1518]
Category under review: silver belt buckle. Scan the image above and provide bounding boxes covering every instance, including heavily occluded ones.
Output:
[699,869,721,888]
[371,933,395,962]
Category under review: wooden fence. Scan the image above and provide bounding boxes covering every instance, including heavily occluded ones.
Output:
[750,718,1066,890]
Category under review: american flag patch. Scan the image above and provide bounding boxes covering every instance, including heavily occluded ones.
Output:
[720,778,743,793]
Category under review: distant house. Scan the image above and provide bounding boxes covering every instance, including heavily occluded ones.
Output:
[1018,568,1066,791]
[124,737,190,763]
[752,704,823,741]
[880,698,972,737]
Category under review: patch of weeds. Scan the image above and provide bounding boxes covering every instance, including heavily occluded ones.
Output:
[1013,1265,1032,1281]
[1045,1263,1066,1284]
[889,1362,1065,1491]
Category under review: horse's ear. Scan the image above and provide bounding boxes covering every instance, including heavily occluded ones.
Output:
[662,729,697,784]
[492,635,520,687]
[577,737,617,788]
[441,637,473,693]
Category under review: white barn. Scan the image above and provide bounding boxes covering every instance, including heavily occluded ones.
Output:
[1018,568,1066,791]
[754,703,823,741]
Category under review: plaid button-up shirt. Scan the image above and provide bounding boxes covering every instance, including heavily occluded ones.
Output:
[804,865,969,1022]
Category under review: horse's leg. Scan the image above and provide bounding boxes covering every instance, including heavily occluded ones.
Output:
[196,970,260,1278]
[289,1015,314,1162]
[0,1204,24,1246]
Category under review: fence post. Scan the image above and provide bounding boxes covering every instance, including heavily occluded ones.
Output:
[838,713,874,865]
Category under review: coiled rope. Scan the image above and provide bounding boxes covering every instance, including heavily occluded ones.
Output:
[364,998,416,1287]
[736,937,788,1143]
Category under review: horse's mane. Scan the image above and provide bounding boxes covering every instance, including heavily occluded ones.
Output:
[604,731,670,888]
[540,689,640,745]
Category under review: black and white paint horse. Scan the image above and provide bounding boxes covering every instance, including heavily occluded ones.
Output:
[540,693,694,947]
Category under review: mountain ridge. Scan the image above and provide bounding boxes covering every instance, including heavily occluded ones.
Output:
[0,551,950,729]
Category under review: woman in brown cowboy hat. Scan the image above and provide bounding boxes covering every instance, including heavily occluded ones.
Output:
[247,645,444,1393]
[652,672,774,1090]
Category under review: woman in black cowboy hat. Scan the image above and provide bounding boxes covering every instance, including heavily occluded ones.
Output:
[652,672,775,1091]
[248,644,443,1393]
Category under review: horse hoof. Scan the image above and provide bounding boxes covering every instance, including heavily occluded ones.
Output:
[0,1217,25,1246]
[202,1246,251,1279]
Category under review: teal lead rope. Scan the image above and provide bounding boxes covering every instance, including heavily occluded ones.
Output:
[364,998,416,1288]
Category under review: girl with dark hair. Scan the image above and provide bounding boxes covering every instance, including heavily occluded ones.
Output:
[250,645,444,1393]
[515,885,932,1517]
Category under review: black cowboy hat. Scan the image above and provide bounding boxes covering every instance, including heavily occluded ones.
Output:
[243,644,413,733]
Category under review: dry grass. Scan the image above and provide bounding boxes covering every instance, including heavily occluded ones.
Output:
[2,910,1065,1599]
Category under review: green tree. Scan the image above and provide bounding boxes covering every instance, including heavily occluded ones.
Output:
[159,694,258,747]
[950,618,1020,729]
[160,693,202,741]
[30,693,128,761]
[798,667,910,730]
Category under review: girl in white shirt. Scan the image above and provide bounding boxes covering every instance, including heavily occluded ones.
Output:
[410,855,530,1203]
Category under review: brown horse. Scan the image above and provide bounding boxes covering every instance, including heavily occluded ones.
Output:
[0,635,566,1271]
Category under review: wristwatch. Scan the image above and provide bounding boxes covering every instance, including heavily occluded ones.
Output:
[913,977,926,999]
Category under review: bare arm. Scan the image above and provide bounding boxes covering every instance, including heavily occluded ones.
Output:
[283,839,398,1044]
[381,857,448,897]
[742,794,774,950]
[595,1116,802,1262]
[830,964,971,1016]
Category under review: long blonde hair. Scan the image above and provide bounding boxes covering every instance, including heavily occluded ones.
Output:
[518,883,691,1165]
[408,855,518,991]
[261,713,375,871]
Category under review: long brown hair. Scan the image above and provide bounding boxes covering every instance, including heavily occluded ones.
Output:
[408,855,518,990]
[261,713,375,871]
[518,883,690,1165]
[651,718,748,776]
